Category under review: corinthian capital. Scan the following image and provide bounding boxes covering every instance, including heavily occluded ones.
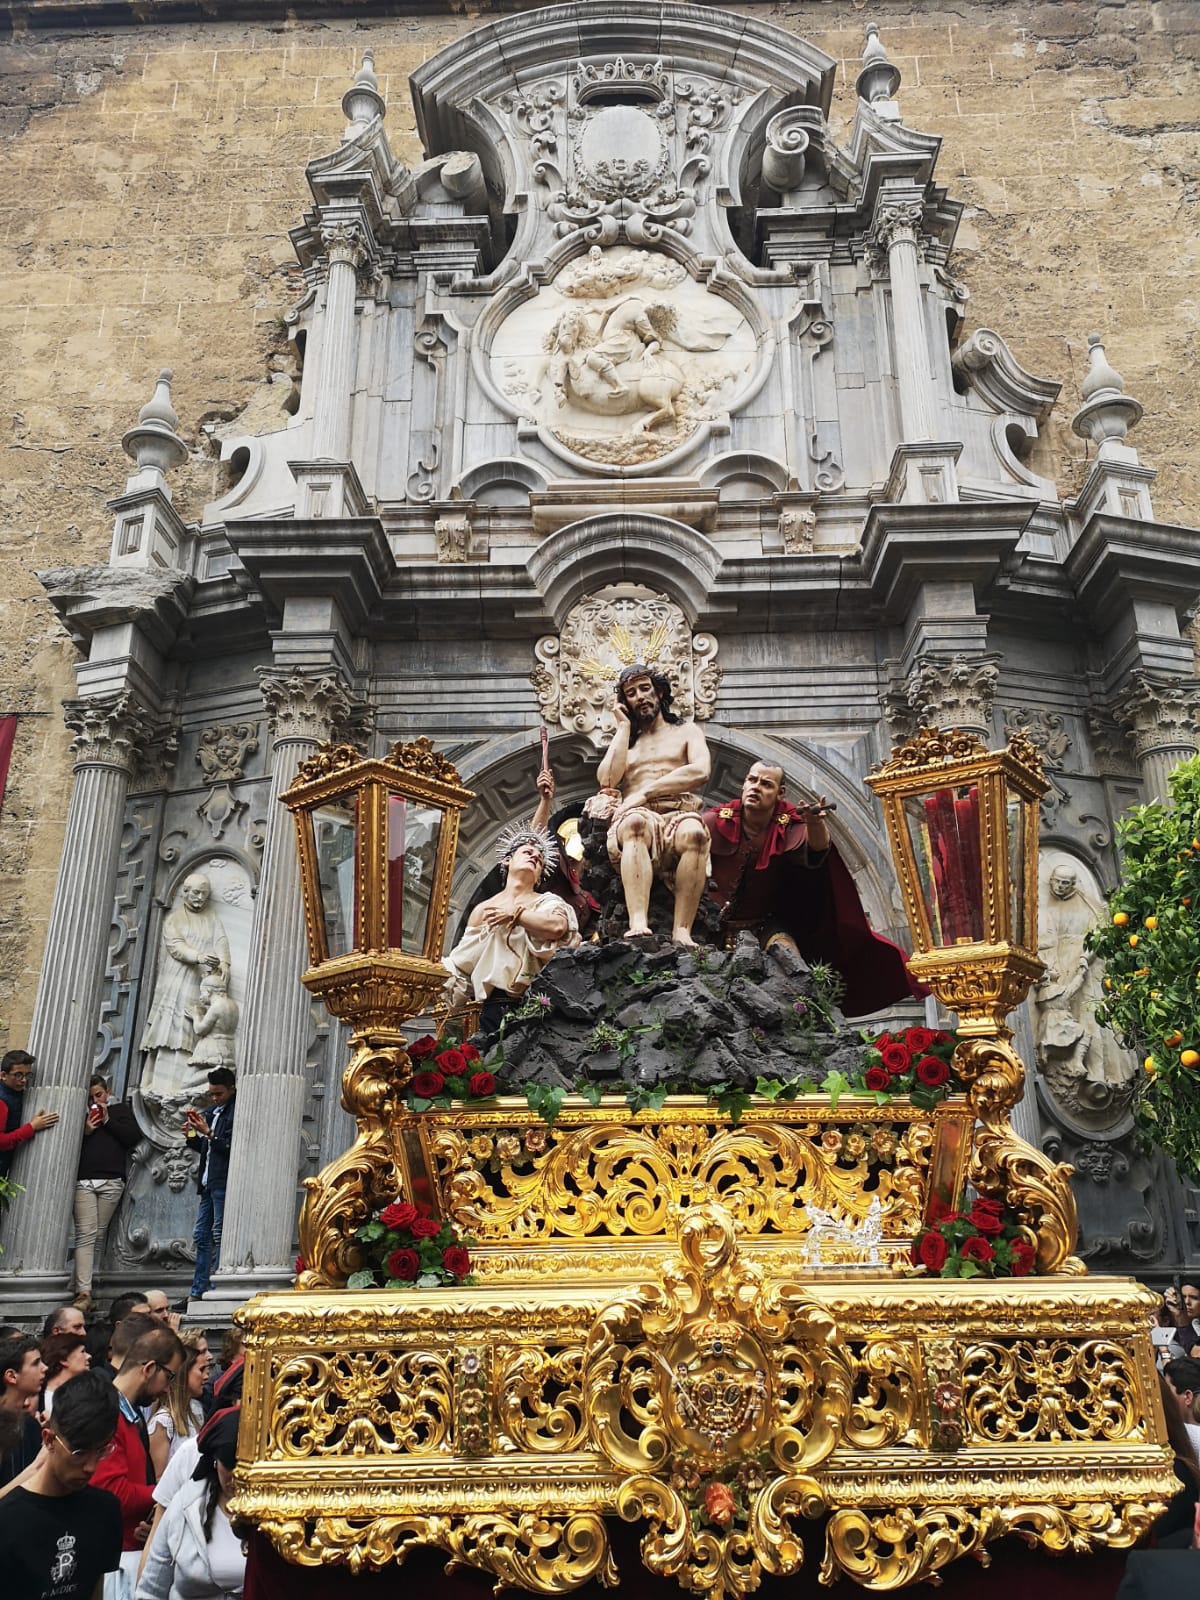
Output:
[319,221,367,268]
[904,653,1000,736]
[1113,673,1200,761]
[63,693,161,775]
[869,197,925,254]
[258,669,355,744]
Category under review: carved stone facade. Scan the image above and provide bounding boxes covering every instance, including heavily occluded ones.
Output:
[2,2,1199,1309]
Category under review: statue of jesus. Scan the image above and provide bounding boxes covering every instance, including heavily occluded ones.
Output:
[586,663,711,945]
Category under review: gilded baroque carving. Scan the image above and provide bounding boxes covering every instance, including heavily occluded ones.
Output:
[271,1349,453,1457]
[531,586,720,746]
[959,1337,1140,1444]
[491,247,754,465]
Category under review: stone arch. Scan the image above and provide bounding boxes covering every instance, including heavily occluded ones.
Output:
[527,512,723,628]
[447,722,904,945]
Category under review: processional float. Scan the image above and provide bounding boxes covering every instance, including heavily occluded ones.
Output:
[230,729,1169,1594]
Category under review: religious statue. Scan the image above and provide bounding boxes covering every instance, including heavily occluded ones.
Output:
[703,761,916,1017]
[190,963,240,1072]
[139,872,234,1106]
[1034,857,1134,1114]
[443,824,580,1033]
[585,662,711,946]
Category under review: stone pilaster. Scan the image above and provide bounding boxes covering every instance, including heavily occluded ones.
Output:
[210,668,357,1304]
[311,222,366,464]
[0,694,161,1308]
[870,195,936,444]
[1113,673,1200,804]
[903,653,1000,742]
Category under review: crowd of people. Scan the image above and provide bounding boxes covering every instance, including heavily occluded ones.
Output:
[0,1297,246,1599]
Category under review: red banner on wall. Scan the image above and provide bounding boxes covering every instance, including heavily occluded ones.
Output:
[0,716,16,818]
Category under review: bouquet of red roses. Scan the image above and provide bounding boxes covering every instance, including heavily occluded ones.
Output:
[857,1024,961,1107]
[910,1193,1036,1279]
[348,1194,476,1290]
[404,1034,499,1111]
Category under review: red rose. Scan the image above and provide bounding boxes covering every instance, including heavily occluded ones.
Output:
[468,1071,496,1097]
[408,1035,438,1060]
[961,1235,994,1264]
[873,1032,892,1049]
[917,1231,949,1272]
[927,1193,959,1225]
[410,1216,442,1239]
[459,1043,481,1064]
[387,1248,420,1281]
[915,1055,950,1087]
[968,1204,1005,1236]
[864,1065,892,1092]
[294,1255,305,1275]
[380,1201,419,1231]
[934,1030,953,1045]
[436,1048,466,1076]
[411,1070,445,1098]
[880,1043,912,1075]
[1009,1240,1036,1277]
[442,1245,471,1279]
[905,1027,935,1053]
[972,1195,1003,1215]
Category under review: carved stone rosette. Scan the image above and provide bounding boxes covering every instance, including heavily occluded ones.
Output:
[532,587,720,745]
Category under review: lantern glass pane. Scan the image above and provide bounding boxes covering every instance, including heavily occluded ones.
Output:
[1007,792,1026,948]
[903,786,984,947]
[313,798,358,958]
[386,795,443,952]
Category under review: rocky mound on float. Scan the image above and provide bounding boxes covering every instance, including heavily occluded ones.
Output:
[480,933,866,1099]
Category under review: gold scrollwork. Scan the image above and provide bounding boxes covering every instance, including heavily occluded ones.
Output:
[845,1340,921,1450]
[259,1512,617,1591]
[385,735,464,786]
[269,1349,452,1458]
[821,1504,995,1588]
[961,1338,1141,1444]
[954,1034,1083,1275]
[431,1114,934,1244]
[497,1346,588,1454]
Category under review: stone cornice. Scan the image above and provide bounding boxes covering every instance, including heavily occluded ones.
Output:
[38,563,194,656]
[1063,512,1200,632]
[223,517,394,634]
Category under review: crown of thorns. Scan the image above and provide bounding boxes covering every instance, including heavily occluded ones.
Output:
[495,824,559,878]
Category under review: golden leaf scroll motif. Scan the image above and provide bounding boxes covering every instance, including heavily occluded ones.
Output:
[960,1339,1143,1445]
[269,1349,453,1459]
[432,1116,933,1243]
[583,1203,856,1598]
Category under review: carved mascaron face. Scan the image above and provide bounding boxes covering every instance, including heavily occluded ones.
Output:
[490,246,756,467]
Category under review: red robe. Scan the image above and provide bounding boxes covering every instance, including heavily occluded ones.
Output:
[703,800,918,1018]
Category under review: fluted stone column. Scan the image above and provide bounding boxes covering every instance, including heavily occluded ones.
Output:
[311,223,365,463]
[0,695,155,1309]
[1115,674,1200,804]
[210,669,352,1302]
[872,196,936,443]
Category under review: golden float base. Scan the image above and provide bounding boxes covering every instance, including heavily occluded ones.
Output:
[234,1194,1167,1595]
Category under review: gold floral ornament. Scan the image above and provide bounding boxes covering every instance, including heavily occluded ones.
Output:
[584,1203,853,1597]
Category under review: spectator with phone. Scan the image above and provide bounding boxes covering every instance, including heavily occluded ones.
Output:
[74,1076,142,1310]
[183,1070,236,1302]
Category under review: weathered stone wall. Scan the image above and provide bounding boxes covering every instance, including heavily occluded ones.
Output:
[0,0,1197,1047]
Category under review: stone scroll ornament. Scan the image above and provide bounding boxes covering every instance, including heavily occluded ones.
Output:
[532,585,719,747]
[491,245,755,467]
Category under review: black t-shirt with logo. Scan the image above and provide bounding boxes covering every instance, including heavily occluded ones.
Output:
[0,1484,122,1599]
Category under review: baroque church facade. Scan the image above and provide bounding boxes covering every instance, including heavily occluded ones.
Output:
[1,2,1199,1316]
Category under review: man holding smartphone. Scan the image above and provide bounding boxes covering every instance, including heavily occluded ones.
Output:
[183,1069,236,1303]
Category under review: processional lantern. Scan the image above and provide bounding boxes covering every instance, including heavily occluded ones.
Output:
[865,727,1047,1037]
[283,737,475,1037]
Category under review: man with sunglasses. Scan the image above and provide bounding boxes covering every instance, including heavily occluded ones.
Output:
[0,1050,59,1184]
[89,1325,183,1592]
[0,1370,122,1598]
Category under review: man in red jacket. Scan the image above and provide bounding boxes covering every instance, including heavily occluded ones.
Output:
[703,761,917,1018]
[90,1323,183,1593]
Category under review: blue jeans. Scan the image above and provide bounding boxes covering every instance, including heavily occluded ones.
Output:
[191,1187,226,1297]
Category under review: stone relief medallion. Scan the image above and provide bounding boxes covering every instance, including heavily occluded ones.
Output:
[575,105,669,199]
[532,584,720,747]
[491,246,756,466]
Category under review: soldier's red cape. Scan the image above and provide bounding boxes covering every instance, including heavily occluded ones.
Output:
[705,801,922,1018]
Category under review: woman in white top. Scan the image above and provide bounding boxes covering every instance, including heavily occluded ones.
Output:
[443,824,579,1031]
[136,1407,245,1600]
[148,1330,211,1478]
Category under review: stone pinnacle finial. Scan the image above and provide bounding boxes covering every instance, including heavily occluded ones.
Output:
[856,22,902,105]
[1071,331,1143,450]
[122,369,188,476]
[342,48,386,138]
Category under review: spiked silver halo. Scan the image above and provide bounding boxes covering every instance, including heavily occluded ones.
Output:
[495,822,560,880]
